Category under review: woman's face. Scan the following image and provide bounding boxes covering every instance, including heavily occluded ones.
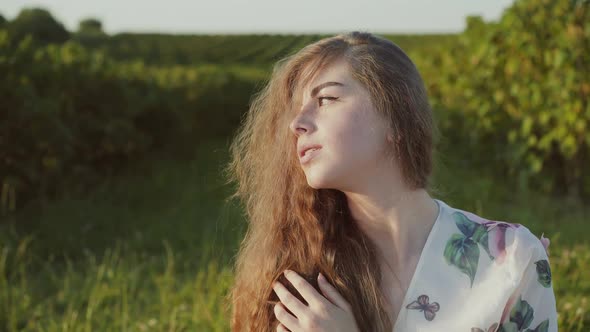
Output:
[289,58,393,191]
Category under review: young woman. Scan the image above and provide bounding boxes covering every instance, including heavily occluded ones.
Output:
[223,31,557,332]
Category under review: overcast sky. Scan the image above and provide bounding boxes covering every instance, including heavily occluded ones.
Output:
[2,0,515,35]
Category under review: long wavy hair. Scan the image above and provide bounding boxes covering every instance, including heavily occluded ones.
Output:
[222,30,441,331]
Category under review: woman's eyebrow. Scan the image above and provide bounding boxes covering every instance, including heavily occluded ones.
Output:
[310,81,345,98]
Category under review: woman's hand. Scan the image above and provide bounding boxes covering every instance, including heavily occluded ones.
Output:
[271,270,360,332]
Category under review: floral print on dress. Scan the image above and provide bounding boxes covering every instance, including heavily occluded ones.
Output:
[497,294,550,332]
[405,294,440,321]
[539,233,551,255]
[392,200,558,331]
[480,220,521,264]
[535,259,552,288]
[473,294,551,331]
[443,211,520,287]
[472,322,499,332]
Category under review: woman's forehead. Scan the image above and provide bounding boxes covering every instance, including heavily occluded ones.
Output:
[297,62,352,98]
[303,59,349,85]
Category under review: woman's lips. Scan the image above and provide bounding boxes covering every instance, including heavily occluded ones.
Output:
[300,147,321,164]
[298,144,323,158]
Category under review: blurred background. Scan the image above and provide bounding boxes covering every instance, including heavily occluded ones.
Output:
[0,0,588,330]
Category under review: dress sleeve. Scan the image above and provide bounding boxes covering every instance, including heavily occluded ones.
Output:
[498,229,558,332]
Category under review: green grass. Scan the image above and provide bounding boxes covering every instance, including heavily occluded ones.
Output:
[0,138,588,331]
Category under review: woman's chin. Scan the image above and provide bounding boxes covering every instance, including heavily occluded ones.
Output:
[305,173,328,189]
[305,171,340,190]
[306,179,324,189]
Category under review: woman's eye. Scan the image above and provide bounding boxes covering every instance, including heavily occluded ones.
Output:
[318,96,337,107]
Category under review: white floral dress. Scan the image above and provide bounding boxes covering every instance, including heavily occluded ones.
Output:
[392,198,558,332]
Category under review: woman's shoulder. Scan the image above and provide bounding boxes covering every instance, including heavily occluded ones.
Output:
[439,200,551,264]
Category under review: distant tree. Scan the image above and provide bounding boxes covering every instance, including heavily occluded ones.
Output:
[8,7,70,44]
[0,13,6,27]
[74,17,108,47]
[465,15,485,30]
[78,18,106,35]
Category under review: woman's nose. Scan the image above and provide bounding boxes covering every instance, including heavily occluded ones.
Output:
[290,107,318,136]
[290,101,316,136]
[289,117,308,136]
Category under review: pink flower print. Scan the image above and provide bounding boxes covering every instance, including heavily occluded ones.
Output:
[454,209,490,226]
[539,232,550,256]
[500,288,519,325]
[481,220,520,265]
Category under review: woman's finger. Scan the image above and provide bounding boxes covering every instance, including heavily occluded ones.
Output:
[274,302,298,331]
[318,272,352,312]
[283,270,329,309]
[272,280,307,319]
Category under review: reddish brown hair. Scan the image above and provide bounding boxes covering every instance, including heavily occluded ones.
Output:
[222,30,440,331]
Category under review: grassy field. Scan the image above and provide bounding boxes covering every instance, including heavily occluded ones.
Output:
[1,138,588,331]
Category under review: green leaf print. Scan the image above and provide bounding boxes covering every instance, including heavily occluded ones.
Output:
[499,313,549,332]
[453,212,480,237]
[534,259,552,288]
[444,212,491,287]
[498,295,534,332]
[471,322,499,332]
[510,295,534,330]
[443,233,479,287]
[472,223,489,254]
[499,322,519,332]
[525,319,549,332]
